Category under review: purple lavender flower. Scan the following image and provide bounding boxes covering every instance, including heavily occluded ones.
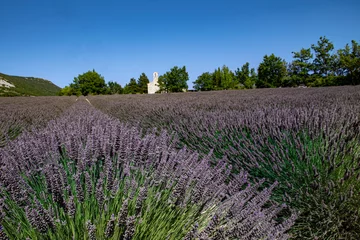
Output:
[117,199,129,227]
[135,186,147,215]
[25,206,49,234]
[96,179,104,208]
[75,173,84,202]
[86,220,96,240]
[66,196,76,217]
[123,216,136,240]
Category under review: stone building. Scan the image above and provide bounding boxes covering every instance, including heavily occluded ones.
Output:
[147,72,160,94]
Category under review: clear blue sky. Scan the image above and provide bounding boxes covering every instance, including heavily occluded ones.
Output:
[1,0,359,89]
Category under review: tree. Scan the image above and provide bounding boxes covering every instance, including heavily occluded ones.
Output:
[220,65,235,89]
[158,66,189,92]
[123,78,139,94]
[235,62,250,85]
[311,36,336,77]
[59,85,80,96]
[193,72,213,91]
[107,81,123,94]
[245,68,257,89]
[235,62,256,89]
[257,54,287,88]
[212,67,222,90]
[338,40,360,85]
[250,68,258,87]
[72,69,107,96]
[137,73,149,94]
[289,48,313,86]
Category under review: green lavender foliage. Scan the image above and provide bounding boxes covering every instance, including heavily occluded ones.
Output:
[212,128,360,239]
[0,148,294,240]
[173,124,360,239]
[0,155,206,240]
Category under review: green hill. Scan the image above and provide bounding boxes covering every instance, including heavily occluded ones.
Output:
[0,72,61,96]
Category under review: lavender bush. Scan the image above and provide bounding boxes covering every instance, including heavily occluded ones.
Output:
[0,100,296,239]
[89,86,360,239]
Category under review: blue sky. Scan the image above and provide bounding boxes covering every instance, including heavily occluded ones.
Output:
[1,0,359,89]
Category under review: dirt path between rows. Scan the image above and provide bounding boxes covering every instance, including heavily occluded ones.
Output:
[85,98,92,106]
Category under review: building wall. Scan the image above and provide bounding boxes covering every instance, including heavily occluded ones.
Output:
[147,72,160,94]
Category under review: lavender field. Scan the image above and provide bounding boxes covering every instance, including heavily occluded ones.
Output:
[1,86,360,239]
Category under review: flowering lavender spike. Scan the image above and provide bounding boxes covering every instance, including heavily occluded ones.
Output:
[96,179,104,208]
[123,216,136,240]
[104,214,116,238]
[110,178,119,197]
[135,187,147,216]
[66,196,76,218]
[117,199,129,227]
[25,206,49,234]
[170,173,188,205]
[35,200,55,231]
[86,220,97,240]
[75,173,84,203]
[85,171,93,197]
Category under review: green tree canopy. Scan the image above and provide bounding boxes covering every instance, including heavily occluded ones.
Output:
[248,68,258,89]
[158,66,189,92]
[59,85,80,96]
[193,72,213,91]
[72,70,107,96]
[257,54,287,88]
[311,36,336,77]
[123,78,139,94]
[289,48,313,86]
[235,62,250,85]
[220,65,235,90]
[338,40,360,85]
[137,73,150,94]
[235,62,256,89]
[107,81,123,94]
[212,67,222,90]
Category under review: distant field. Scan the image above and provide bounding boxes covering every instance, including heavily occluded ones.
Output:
[0,86,359,239]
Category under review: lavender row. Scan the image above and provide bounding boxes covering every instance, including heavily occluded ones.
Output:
[89,86,360,239]
[0,96,77,147]
[0,100,296,239]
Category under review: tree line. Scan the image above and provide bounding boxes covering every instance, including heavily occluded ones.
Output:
[59,66,190,96]
[194,37,360,90]
[59,36,359,96]
[59,71,150,96]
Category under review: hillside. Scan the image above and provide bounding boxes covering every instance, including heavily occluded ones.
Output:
[0,72,61,96]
